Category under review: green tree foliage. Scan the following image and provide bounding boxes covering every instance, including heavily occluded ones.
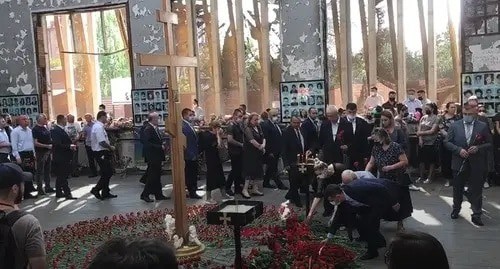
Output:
[96,10,130,97]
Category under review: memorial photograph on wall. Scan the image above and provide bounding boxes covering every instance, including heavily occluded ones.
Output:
[279,79,326,123]
[0,94,40,125]
[132,88,168,127]
[462,72,500,117]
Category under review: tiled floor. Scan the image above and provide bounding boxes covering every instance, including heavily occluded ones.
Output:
[22,172,500,269]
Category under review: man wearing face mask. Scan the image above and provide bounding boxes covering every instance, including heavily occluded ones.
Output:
[260,109,288,190]
[382,91,397,110]
[226,109,245,196]
[182,108,202,199]
[344,103,370,170]
[445,101,492,226]
[364,87,384,111]
[324,183,400,260]
[403,89,423,114]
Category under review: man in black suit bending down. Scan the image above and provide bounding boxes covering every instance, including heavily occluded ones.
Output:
[141,112,170,202]
[282,116,310,207]
[324,183,400,260]
[50,114,77,200]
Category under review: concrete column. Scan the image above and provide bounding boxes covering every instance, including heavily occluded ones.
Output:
[339,0,353,105]
[280,0,325,82]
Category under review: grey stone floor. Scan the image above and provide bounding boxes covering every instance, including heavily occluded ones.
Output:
[21,172,500,269]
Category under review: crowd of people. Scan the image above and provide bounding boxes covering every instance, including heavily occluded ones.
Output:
[2,85,498,267]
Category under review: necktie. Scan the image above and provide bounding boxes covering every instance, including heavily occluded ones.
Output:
[296,129,304,152]
[275,124,282,135]
[465,123,473,144]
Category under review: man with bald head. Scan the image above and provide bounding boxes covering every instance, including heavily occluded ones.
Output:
[260,109,287,189]
[141,112,169,202]
[65,114,82,177]
[32,113,55,195]
[11,115,37,199]
[341,169,376,185]
[318,105,353,216]
[83,113,98,177]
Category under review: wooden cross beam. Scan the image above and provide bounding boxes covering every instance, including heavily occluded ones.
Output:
[138,0,198,242]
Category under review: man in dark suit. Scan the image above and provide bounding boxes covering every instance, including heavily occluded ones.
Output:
[301,107,320,154]
[282,116,310,207]
[50,114,77,200]
[182,108,201,199]
[261,109,287,189]
[325,183,400,260]
[344,103,370,170]
[445,101,492,226]
[141,112,170,202]
[318,106,353,167]
[318,106,353,215]
[139,120,152,184]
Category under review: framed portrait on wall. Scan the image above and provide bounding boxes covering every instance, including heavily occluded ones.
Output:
[0,94,40,126]
[462,72,500,117]
[131,88,168,127]
[279,79,326,123]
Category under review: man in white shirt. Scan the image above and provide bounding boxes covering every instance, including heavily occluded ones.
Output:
[0,117,11,163]
[65,114,82,177]
[364,87,384,111]
[10,115,37,199]
[402,89,423,114]
[90,111,117,200]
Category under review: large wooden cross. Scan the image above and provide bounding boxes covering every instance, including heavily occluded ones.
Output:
[139,0,198,242]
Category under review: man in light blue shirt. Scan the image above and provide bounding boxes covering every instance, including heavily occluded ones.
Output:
[341,169,375,185]
[402,89,423,114]
[10,115,37,199]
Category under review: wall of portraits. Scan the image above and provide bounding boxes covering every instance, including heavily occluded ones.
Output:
[0,94,40,125]
[462,72,500,117]
[131,88,168,126]
[279,80,326,123]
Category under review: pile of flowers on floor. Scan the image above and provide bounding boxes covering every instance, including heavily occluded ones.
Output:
[45,205,359,269]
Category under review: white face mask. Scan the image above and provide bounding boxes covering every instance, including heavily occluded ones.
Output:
[188,116,195,122]
[371,91,377,97]
[408,95,415,101]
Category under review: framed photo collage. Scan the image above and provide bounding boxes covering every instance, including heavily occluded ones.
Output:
[279,79,326,123]
[462,72,500,117]
[0,94,40,126]
[132,88,168,127]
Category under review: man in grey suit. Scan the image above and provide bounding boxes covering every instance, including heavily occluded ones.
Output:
[445,101,492,226]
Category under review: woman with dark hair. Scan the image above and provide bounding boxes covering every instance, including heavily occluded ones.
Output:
[416,102,440,184]
[199,121,233,204]
[381,110,407,152]
[242,113,266,198]
[366,128,409,183]
[386,231,449,269]
[365,128,410,230]
[439,102,459,187]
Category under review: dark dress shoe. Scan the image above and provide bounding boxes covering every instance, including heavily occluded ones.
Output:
[90,188,102,200]
[102,193,118,199]
[277,184,289,190]
[472,216,484,226]
[141,195,154,203]
[37,190,46,196]
[359,251,379,260]
[155,195,170,201]
[139,177,147,184]
[225,189,235,196]
[55,193,65,198]
[263,183,276,189]
[45,187,56,193]
[65,195,77,200]
[451,209,460,219]
[189,193,203,199]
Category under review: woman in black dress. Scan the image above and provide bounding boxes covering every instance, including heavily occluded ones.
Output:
[242,113,266,199]
[366,128,412,231]
[198,121,232,204]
